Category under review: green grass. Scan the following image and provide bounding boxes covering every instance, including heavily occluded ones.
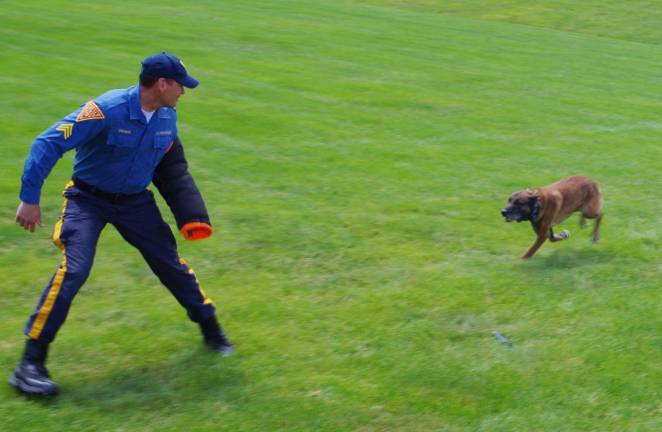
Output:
[1,1,661,430]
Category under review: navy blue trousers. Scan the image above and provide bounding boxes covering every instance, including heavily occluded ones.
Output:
[25,182,216,343]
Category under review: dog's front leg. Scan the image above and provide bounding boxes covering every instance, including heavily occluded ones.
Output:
[530,221,540,234]
[520,233,547,259]
[548,227,570,242]
[521,220,552,259]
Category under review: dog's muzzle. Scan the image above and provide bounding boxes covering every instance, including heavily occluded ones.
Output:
[501,208,519,222]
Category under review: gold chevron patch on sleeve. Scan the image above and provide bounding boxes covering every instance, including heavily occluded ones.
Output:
[75,101,105,122]
[56,123,73,139]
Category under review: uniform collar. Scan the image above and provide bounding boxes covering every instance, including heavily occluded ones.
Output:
[158,108,173,119]
[129,85,173,122]
[128,85,144,122]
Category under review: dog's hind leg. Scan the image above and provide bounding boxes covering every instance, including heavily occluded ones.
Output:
[591,214,602,242]
[581,185,603,242]
[581,201,603,243]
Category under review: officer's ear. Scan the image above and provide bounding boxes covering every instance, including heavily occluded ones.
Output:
[155,77,169,92]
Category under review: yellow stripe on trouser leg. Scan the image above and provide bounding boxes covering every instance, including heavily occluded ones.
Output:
[28,182,73,339]
[179,257,214,306]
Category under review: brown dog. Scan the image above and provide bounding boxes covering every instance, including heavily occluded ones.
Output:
[501,175,603,259]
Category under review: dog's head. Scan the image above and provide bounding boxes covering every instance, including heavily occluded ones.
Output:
[501,189,540,222]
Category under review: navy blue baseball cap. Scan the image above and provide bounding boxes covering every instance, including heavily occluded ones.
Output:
[140,51,199,88]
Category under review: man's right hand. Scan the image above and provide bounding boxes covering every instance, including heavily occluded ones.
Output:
[16,202,44,232]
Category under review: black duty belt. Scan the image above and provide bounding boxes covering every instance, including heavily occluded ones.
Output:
[72,177,144,202]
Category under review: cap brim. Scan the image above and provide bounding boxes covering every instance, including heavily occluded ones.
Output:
[177,75,199,89]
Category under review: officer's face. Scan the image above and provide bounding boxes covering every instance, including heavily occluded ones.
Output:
[160,79,185,108]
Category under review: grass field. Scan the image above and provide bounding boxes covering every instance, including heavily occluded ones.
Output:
[1,1,661,430]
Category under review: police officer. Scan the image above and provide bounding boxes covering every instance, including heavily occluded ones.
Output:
[10,52,233,396]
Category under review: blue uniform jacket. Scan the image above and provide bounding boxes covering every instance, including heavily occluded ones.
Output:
[20,85,177,204]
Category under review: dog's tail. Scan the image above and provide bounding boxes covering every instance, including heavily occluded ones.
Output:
[595,184,604,212]
[588,181,603,213]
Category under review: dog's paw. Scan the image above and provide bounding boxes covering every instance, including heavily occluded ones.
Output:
[559,230,570,240]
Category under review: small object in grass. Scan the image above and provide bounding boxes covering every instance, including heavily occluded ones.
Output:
[492,331,513,346]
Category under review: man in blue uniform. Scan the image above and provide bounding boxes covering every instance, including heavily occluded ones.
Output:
[10,52,233,396]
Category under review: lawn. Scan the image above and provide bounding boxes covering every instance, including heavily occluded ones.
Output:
[0,1,660,431]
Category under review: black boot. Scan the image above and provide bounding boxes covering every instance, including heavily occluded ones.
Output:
[9,339,59,396]
[200,316,235,357]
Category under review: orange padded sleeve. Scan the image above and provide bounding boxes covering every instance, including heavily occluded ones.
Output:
[180,222,213,241]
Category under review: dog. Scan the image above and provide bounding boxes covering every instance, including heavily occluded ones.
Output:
[501,175,603,259]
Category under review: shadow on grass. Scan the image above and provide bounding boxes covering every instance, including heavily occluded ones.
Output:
[519,247,616,271]
[6,388,61,406]
[63,348,247,410]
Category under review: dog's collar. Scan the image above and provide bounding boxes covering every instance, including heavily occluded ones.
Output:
[529,198,540,222]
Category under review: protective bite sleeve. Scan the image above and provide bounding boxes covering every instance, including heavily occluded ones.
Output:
[153,136,213,240]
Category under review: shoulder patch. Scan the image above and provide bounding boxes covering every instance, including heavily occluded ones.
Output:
[76,101,105,122]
